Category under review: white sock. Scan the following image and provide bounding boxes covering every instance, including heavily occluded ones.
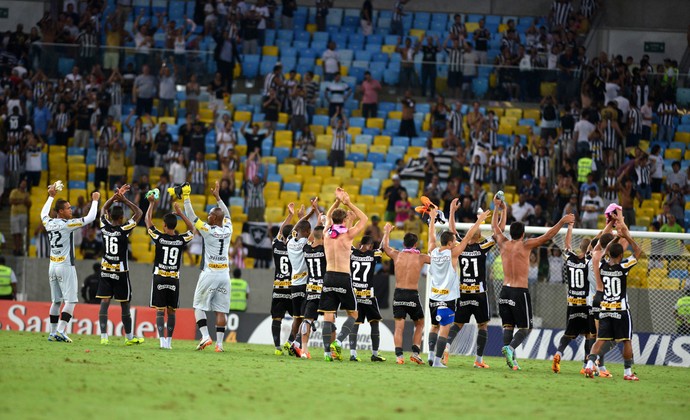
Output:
[200,326,210,339]
[126,332,133,340]
[293,341,300,349]
[325,351,331,358]
[556,351,562,357]
[216,331,224,345]
[476,355,483,363]
[57,320,67,334]
[166,337,172,347]
[101,333,108,339]
[600,365,607,371]
[586,360,594,369]
[372,350,378,356]
[350,349,357,357]
[50,324,57,334]
[160,337,166,347]
[624,367,632,376]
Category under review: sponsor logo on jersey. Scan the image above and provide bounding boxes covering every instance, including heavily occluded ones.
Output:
[155,269,180,278]
[567,311,588,320]
[158,238,184,246]
[101,272,120,280]
[431,287,450,295]
[292,271,307,280]
[273,280,291,288]
[567,297,588,305]
[461,284,481,293]
[290,291,306,299]
[67,222,82,228]
[306,283,323,292]
[461,250,482,257]
[49,256,66,263]
[600,311,622,319]
[322,286,348,294]
[207,263,229,269]
[393,300,418,307]
[601,301,623,310]
[429,300,449,308]
[458,299,480,307]
[355,289,372,297]
[157,284,177,291]
[208,286,228,295]
[101,261,123,271]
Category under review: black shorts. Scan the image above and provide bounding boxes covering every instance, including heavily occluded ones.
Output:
[303,297,321,320]
[318,271,357,313]
[498,286,533,329]
[150,275,180,310]
[564,305,597,337]
[355,300,382,323]
[455,292,490,324]
[392,288,425,321]
[592,291,604,318]
[597,310,632,341]
[448,70,463,88]
[429,299,456,326]
[96,271,132,302]
[290,284,307,318]
[271,289,293,319]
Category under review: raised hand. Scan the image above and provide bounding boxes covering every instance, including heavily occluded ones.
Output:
[477,209,491,222]
[47,183,57,198]
[211,180,220,199]
[383,223,394,233]
[429,207,438,221]
[92,191,101,201]
[450,197,460,213]
[310,196,319,210]
[297,204,306,219]
[173,202,183,216]
[493,196,504,209]
[335,187,346,202]
[287,202,295,215]
[561,213,575,225]
[118,184,131,196]
[147,193,156,203]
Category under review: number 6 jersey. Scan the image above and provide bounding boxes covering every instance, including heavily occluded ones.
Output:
[100,215,137,272]
[148,227,195,278]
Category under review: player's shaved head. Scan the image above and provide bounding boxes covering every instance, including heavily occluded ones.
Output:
[313,225,324,240]
[295,220,311,236]
[510,222,525,240]
[110,205,124,221]
[332,208,347,224]
[281,224,294,239]
[163,213,178,230]
[609,243,624,259]
[580,238,591,253]
[440,231,455,246]
[209,207,224,226]
[403,233,418,248]
[600,233,614,248]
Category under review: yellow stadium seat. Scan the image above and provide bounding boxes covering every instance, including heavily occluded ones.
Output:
[635,216,651,227]
[352,168,372,179]
[409,29,425,39]
[334,167,352,178]
[498,124,514,135]
[465,22,479,33]
[278,113,289,125]
[302,184,321,195]
[67,155,84,164]
[641,199,660,209]
[487,107,504,116]
[373,136,391,147]
[636,207,655,218]
[310,125,325,136]
[316,135,332,150]
[387,111,402,120]
[347,127,362,136]
[651,192,663,203]
[315,166,333,178]
[514,125,532,136]
[306,23,317,33]
[431,138,444,149]
[675,132,690,144]
[283,174,304,185]
[275,130,293,144]
[355,161,374,170]
[343,178,361,189]
[321,184,340,193]
[265,207,285,223]
[369,145,387,154]
[262,45,279,56]
[295,166,314,177]
[366,118,384,130]
[278,164,296,177]
[281,191,299,202]
[540,82,557,97]
[505,108,523,119]
[339,66,348,76]
[344,161,354,169]
[350,144,368,155]
[264,190,280,201]
[68,189,86,203]
[407,146,423,156]
[381,45,396,54]
[261,156,278,165]
[324,176,343,185]
[234,111,252,122]
[664,148,682,160]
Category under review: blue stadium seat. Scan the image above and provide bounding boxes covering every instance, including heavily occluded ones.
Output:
[283,182,302,192]
[68,147,85,156]
[350,117,366,128]
[375,162,394,171]
[392,137,409,147]
[355,134,373,145]
[367,152,385,163]
[313,32,329,43]
[69,181,86,190]
[313,115,330,127]
[267,173,282,183]
[348,153,365,162]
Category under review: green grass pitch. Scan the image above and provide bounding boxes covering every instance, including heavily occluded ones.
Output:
[1,331,688,419]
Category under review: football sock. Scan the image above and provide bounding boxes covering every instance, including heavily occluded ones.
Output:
[624,359,633,376]
[322,321,334,352]
[216,326,225,346]
[99,300,110,337]
[428,332,438,355]
[476,329,488,357]
[395,347,403,357]
[49,303,60,334]
[156,311,165,338]
[121,302,133,340]
[586,353,599,369]
[503,328,513,346]
[509,329,530,350]
[557,336,571,354]
[288,333,295,343]
[336,316,356,344]
[435,337,447,359]
[195,309,209,339]
[57,312,72,334]
[600,341,615,370]
[584,338,595,364]
[447,324,460,345]
[349,324,359,354]
[271,319,281,348]
[167,313,175,338]
[411,344,421,356]
[370,322,380,352]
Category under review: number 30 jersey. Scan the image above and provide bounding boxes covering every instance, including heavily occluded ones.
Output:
[458,239,495,294]
[148,228,194,278]
[563,249,590,306]
[195,218,233,273]
[100,216,137,272]
[599,257,637,311]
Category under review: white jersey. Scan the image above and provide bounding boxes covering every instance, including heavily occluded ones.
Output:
[429,248,460,301]
[287,236,308,286]
[195,217,233,273]
[42,217,87,266]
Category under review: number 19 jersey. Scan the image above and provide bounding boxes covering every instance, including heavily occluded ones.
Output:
[148,228,194,278]
[195,218,233,272]
[100,216,136,272]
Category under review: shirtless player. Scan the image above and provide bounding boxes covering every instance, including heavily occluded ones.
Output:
[318,188,368,361]
[492,196,575,370]
[381,223,430,365]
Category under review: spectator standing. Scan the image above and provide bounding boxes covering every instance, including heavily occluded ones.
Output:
[153,122,174,168]
[473,19,490,64]
[325,73,351,118]
[396,37,417,91]
[54,102,71,146]
[296,126,316,165]
[242,122,271,156]
[23,132,44,189]
[133,64,156,116]
[186,74,201,119]
[303,71,319,123]
[398,91,417,138]
[390,0,409,36]
[444,38,464,99]
[315,0,333,32]
[214,28,241,93]
[245,150,266,221]
[666,161,687,192]
[383,174,407,222]
[640,98,654,141]
[241,10,260,55]
[657,96,677,145]
[132,129,152,183]
[169,155,188,185]
[360,0,373,36]
[281,0,297,29]
[157,64,176,118]
[461,42,479,99]
[0,256,17,300]
[188,152,209,194]
[108,138,126,189]
[420,36,440,99]
[32,97,51,138]
[661,214,684,233]
[359,71,382,119]
[9,179,30,256]
[329,109,348,168]
[80,227,103,260]
[322,42,341,82]
[580,186,604,228]
[73,98,95,149]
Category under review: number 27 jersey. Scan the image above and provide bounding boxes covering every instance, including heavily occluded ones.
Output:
[148,228,194,278]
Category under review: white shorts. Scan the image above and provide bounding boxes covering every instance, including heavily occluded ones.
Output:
[193,270,230,313]
[49,263,79,303]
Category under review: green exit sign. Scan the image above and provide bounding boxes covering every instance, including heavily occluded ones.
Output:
[644,42,665,53]
[0,8,8,19]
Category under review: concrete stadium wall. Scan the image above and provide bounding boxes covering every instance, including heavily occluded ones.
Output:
[0,1,47,32]
[295,0,554,16]
[601,0,690,31]
[589,28,687,63]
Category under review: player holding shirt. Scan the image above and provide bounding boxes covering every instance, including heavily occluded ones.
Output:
[349,236,386,362]
[552,221,594,373]
[146,195,194,349]
[97,185,144,346]
[427,207,490,368]
[586,212,642,381]
[443,198,495,368]
[270,223,294,355]
[182,181,233,352]
[42,183,100,342]
[301,224,326,359]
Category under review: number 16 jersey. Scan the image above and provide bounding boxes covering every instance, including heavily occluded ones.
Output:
[100,215,137,272]
[148,228,194,278]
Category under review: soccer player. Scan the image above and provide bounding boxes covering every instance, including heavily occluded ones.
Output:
[552,221,594,373]
[270,223,294,355]
[349,235,386,362]
[182,181,233,352]
[444,198,495,368]
[285,199,319,356]
[585,212,642,380]
[381,223,429,365]
[42,183,100,342]
[146,195,194,349]
[302,224,326,359]
[318,188,368,362]
[491,196,574,370]
[427,207,489,368]
[97,185,144,345]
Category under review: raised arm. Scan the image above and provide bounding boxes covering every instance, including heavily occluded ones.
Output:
[341,190,368,237]
[117,185,143,223]
[448,198,459,236]
[525,213,575,249]
[41,184,57,220]
[324,198,340,230]
[592,219,615,252]
[381,223,400,259]
[491,197,507,246]
[278,203,295,241]
[174,202,194,233]
[211,180,230,220]
[145,194,156,229]
[83,191,101,225]
[183,193,198,222]
[453,210,491,257]
[101,191,119,221]
[615,213,643,259]
[428,207,438,253]
[564,221,574,250]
